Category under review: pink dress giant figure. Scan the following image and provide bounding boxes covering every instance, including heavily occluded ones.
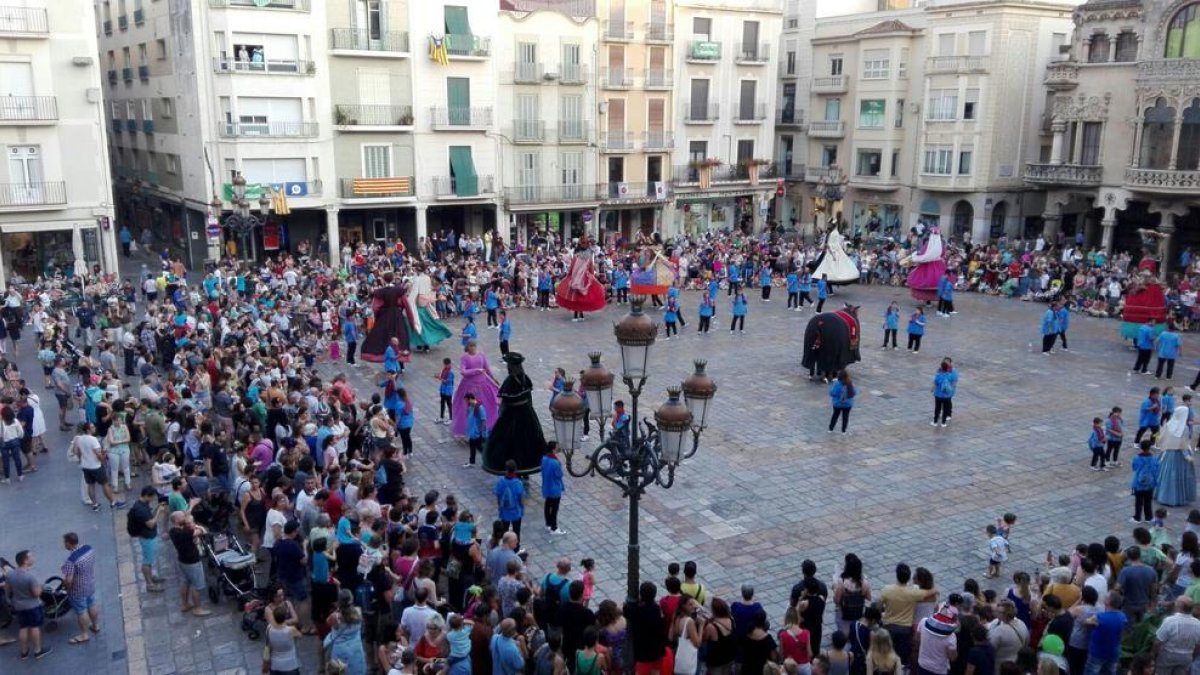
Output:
[906,225,946,302]
[451,343,500,437]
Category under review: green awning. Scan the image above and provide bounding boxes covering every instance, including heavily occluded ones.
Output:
[449,146,478,197]
[444,5,471,36]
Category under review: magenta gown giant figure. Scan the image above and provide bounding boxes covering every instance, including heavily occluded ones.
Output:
[906,226,946,302]
[451,349,500,436]
[361,283,414,363]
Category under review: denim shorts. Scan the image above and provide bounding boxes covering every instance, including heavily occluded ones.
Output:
[178,561,206,590]
[282,578,308,602]
[69,594,96,614]
[139,536,158,566]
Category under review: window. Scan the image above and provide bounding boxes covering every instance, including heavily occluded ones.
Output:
[1088,32,1110,63]
[122,47,131,68]
[963,89,979,120]
[922,146,953,174]
[560,151,581,186]
[1166,4,1200,58]
[242,157,305,184]
[824,97,841,121]
[895,99,904,128]
[786,50,796,75]
[856,149,882,177]
[8,146,42,188]
[156,38,167,59]
[967,31,986,56]
[560,94,583,140]
[688,140,707,162]
[927,89,958,120]
[787,18,797,29]
[515,94,539,139]
[821,145,838,167]
[141,98,153,121]
[444,5,471,36]
[447,77,471,124]
[736,139,754,165]
[160,97,173,118]
[858,99,885,128]
[891,150,900,177]
[1114,31,1138,61]
[689,79,710,119]
[937,33,955,55]
[1081,121,1102,165]
[957,148,972,175]
[829,55,843,76]
[692,17,711,39]
[517,152,537,189]
[362,144,392,177]
[138,43,148,65]
[862,49,889,79]
[898,48,908,78]
[738,80,757,120]
[165,154,179,175]
[360,0,383,40]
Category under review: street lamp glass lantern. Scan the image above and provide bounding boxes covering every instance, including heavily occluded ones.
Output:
[654,388,693,465]
[613,297,657,381]
[579,352,614,423]
[548,380,586,453]
[681,360,717,430]
[259,194,271,216]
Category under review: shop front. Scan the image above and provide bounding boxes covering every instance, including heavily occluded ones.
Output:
[675,189,771,237]
[1,223,103,282]
[851,200,903,240]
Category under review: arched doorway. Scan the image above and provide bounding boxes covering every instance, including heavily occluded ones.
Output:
[952,200,973,242]
[990,201,1008,239]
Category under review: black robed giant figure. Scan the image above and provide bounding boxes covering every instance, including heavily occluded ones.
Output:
[483,352,547,475]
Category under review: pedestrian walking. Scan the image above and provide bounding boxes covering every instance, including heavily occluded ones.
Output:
[1132,319,1155,374]
[395,387,415,456]
[1089,417,1108,471]
[787,270,800,309]
[1157,323,1182,379]
[126,485,165,592]
[828,370,856,434]
[436,357,455,425]
[0,405,24,483]
[1135,387,1162,445]
[60,532,100,646]
[542,442,565,536]
[907,307,927,354]
[932,358,958,427]
[69,422,124,510]
[730,290,747,334]
[1131,440,1160,523]
[882,301,899,350]
[816,275,830,313]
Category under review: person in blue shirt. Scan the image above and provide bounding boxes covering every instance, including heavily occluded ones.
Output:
[828,370,856,434]
[1088,417,1109,471]
[1132,318,1155,374]
[1105,407,1125,467]
[730,290,748,334]
[461,315,478,348]
[759,265,772,302]
[786,271,800,310]
[883,301,900,350]
[697,294,715,334]
[1161,386,1177,426]
[464,392,487,468]
[1130,440,1161,524]
[485,284,501,328]
[395,388,415,456]
[727,263,741,296]
[1134,386,1162,446]
[668,286,686,328]
[342,313,358,365]
[1055,300,1071,351]
[1155,322,1181,379]
[936,272,955,317]
[932,358,959,427]
[707,277,719,305]
[541,442,566,535]
[664,295,679,339]
[498,310,512,355]
[119,225,132,257]
[613,267,630,304]
[432,357,455,426]
[798,271,813,309]
[494,459,525,541]
[611,400,631,444]
[537,268,553,310]
[384,337,401,375]
[907,307,927,353]
[1040,301,1060,355]
[816,274,830,313]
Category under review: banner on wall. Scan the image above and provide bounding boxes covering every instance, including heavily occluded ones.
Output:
[263,222,281,251]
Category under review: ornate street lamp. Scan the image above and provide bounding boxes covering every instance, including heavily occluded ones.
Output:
[211,173,271,257]
[816,165,849,214]
[548,296,716,603]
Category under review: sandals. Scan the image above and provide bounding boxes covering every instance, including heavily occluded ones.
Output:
[68,636,90,645]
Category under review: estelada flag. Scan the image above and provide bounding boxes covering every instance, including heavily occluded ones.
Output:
[428,35,449,65]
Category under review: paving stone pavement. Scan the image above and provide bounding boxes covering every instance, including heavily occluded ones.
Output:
[16,271,1198,675]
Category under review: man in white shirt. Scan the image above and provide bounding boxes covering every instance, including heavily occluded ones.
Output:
[262,494,289,551]
[1153,596,1200,675]
[400,587,439,642]
[73,424,123,510]
[1082,559,1108,598]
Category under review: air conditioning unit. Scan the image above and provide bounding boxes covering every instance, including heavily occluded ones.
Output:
[543,72,559,81]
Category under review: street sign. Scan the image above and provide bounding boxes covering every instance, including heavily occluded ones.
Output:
[776,179,785,197]
[582,210,593,223]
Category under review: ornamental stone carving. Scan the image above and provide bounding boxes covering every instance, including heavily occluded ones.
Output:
[1052,92,1113,121]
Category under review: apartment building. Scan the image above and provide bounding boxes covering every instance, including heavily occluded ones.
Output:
[99,0,336,267]
[0,1,116,285]
[774,0,817,228]
[796,0,1077,244]
[1024,0,1200,266]
[497,0,599,245]
[670,0,782,237]
[595,0,677,241]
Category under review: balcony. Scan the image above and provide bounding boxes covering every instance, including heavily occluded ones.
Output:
[512,119,546,143]
[1124,168,1200,195]
[444,34,490,58]
[735,42,770,64]
[138,65,150,81]
[329,28,410,55]
[687,40,722,63]
[107,70,117,85]
[600,67,634,89]
[850,174,901,191]
[103,19,111,36]
[1044,62,1078,90]
[559,63,588,85]
[134,8,144,25]
[220,120,319,137]
[684,103,719,124]
[603,20,633,41]
[812,76,848,94]
[807,120,844,138]
[125,119,137,132]
[557,120,589,143]
[118,14,127,31]
[774,162,805,181]
[1024,162,1102,187]
[142,119,154,134]
[1136,59,1200,85]
[209,0,310,9]
[734,103,767,124]
[513,61,544,84]
[340,176,415,200]
[776,108,805,128]
[213,58,314,75]
[642,130,673,151]
[600,131,634,152]
[122,67,134,83]
[433,175,496,199]
[805,166,839,183]
[430,106,493,130]
[1,7,50,36]
[925,55,989,75]
[644,68,672,89]
[672,165,761,186]
[0,181,67,208]
[781,67,798,80]
[335,104,414,129]
[645,22,672,43]
[505,185,600,206]
[603,181,671,201]
[0,96,58,124]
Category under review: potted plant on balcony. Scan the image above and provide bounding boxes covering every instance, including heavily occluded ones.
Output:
[398,111,414,126]
[687,158,721,190]
[335,108,358,126]
[740,158,771,185]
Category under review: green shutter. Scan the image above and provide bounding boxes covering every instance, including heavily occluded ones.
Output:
[444,5,471,35]
[449,146,478,197]
[447,78,470,125]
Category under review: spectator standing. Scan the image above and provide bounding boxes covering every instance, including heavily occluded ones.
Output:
[60,532,100,645]
[9,550,52,659]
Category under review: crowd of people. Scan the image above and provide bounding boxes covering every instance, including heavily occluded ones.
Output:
[0,219,1196,675]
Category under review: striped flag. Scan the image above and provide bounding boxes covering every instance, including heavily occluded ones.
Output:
[272,188,290,216]
[429,35,449,65]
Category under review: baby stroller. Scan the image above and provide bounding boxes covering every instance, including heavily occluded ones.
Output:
[239,589,270,640]
[202,531,260,610]
[38,577,71,632]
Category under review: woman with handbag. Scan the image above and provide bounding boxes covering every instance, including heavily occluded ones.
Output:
[0,405,25,483]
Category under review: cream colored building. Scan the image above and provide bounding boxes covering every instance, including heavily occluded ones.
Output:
[1025,0,1200,268]
[0,1,117,285]
[795,0,1078,244]
[774,0,817,228]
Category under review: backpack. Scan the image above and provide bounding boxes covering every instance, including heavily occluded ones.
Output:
[1134,459,1157,491]
[840,586,865,621]
[498,480,520,514]
[536,574,570,628]
[126,507,146,538]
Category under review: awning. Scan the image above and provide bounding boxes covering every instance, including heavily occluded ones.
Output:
[444,5,471,35]
[448,146,478,197]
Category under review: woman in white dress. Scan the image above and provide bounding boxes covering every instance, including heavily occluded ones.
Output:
[812,223,860,284]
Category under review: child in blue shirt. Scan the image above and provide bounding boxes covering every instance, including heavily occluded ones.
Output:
[816,275,830,312]
[436,358,455,425]
[461,315,478,348]
[907,307,927,353]
[1089,416,1108,471]
[759,266,772,302]
[883,301,900,350]
[498,310,512,355]
[1135,386,1162,445]
[798,272,812,308]
[1156,324,1181,379]
[698,294,715,334]
[664,296,679,339]
[1105,406,1124,467]
[786,272,800,310]
[730,291,748,334]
